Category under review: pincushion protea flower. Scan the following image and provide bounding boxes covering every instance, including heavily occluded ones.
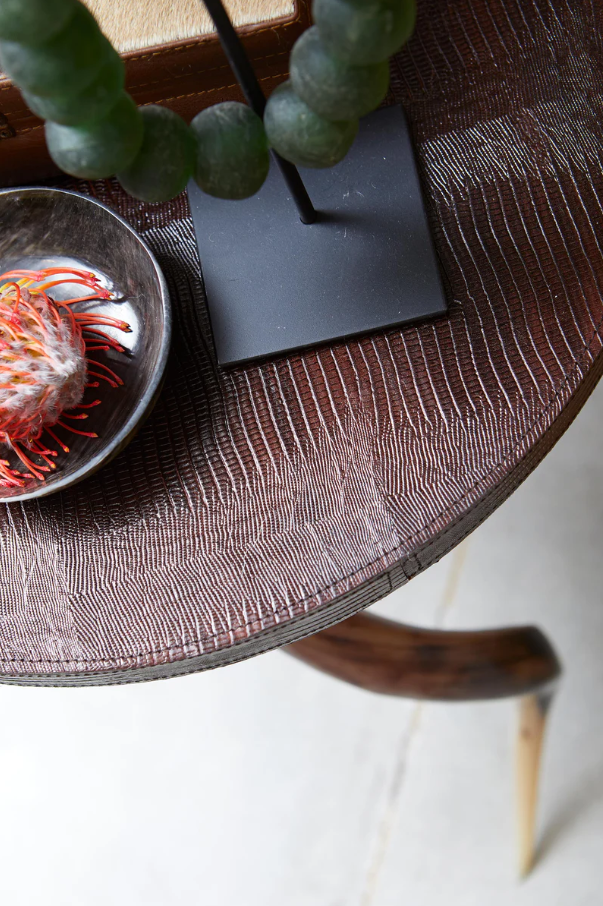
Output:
[0,267,130,488]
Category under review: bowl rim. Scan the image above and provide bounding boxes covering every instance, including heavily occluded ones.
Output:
[0,185,172,503]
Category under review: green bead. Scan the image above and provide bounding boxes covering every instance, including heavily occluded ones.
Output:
[264,80,357,169]
[191,102,269,200]
[0,3,110,98]
[117,106,195,203]
[0,0,77,45]
[290,26,389,121]
[45,93,143,179]
[22,52,124,126]
[313,0,416,65]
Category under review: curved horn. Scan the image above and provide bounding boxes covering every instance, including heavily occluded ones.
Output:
[288,612,561,701]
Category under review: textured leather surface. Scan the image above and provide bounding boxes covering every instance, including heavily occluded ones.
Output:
[1,0,602,685]
[0,0,310,184]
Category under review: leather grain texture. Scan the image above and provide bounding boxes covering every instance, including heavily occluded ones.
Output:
[1,0,602,685]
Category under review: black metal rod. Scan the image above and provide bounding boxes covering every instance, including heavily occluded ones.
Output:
[201,0,317,224]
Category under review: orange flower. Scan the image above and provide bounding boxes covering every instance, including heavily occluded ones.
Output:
[0,268,130,487]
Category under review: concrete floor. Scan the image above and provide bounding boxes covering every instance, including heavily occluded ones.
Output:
[1,382,603,905]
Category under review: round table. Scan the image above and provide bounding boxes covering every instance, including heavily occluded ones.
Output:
[0,0,600,688]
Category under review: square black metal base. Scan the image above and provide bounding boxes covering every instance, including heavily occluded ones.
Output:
[188,105,447,367]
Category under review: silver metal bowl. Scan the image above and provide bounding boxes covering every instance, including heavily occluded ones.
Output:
[0,187,171,503]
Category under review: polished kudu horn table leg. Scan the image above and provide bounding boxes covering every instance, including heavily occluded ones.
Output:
[288,613,561,876]
[515,690,556,877]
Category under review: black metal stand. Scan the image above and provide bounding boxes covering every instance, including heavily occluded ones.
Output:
[189,2,447,366]
[202,0,317,225]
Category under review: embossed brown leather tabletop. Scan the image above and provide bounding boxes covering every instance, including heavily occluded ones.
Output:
[0,0,601,685]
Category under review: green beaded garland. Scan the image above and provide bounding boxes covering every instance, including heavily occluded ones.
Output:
[22,53,125,126]
[0,0,407,202]
[264,80,357,169]
[313,0,416,65]
[117,105,196,203]
[191,102,270,200]
[0,3,111,98]
[290,27,389,122]
[0,0,77,46]
[45,93,143,179]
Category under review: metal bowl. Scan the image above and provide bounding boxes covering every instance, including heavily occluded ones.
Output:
[0,187,171,503]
